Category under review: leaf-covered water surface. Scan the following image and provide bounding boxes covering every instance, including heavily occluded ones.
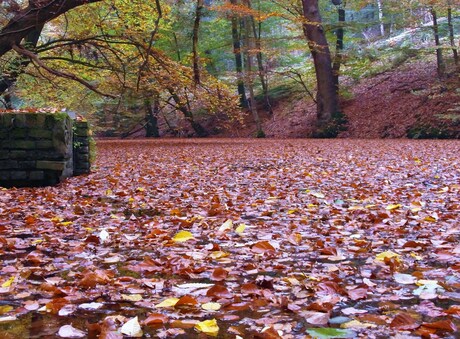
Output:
[0,139,459,338]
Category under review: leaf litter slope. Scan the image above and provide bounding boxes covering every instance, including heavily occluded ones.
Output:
[0,139,459,338]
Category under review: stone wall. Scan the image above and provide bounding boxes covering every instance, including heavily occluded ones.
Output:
[0,112,92,187]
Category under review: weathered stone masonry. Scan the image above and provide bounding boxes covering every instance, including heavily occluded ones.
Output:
[0,112,92,187]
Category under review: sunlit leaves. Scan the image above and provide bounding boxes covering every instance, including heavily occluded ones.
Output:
[172,230,194,242]
[194,319,219,336]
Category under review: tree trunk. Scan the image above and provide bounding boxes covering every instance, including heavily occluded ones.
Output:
[301,0,340,125]
[332,7,345,95]
[0,0,101,58]
[431,8,445,77]
[192,0,204,85]
[447,6,458,65]
[230,0,249,108]
[144,97,160,138]
[251,16,273,115]
[167,89,209,137]
[243,14,264,137]
[376,0,385,36]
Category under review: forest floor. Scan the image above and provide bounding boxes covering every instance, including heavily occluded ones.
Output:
[1,139,460,338]
[223,59,460,138]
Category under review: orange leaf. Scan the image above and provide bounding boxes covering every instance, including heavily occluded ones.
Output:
[240,283,260,295]
[175,295,198,306]
[390,312,419,330]
[144,313,169,326]
[251,241,275,254]
[211,267,228,281]
[206,284,233,299]
[422,320,457,332]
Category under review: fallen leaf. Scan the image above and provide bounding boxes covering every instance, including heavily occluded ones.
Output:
[121,316,143,337]
[172,230,194,243]
[58,324,86,338]
[155,298,179,308]
[194,318,219,336]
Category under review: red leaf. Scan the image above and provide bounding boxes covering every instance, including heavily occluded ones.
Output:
[251,241,276,254]
[211,267,228,281]
[206,284,233,299]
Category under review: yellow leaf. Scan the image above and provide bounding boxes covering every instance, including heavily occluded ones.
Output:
[0,305,13,315]
[201,302,221,311]
[32,239,43,244]
[341,319,377,329]
[105,189,113,196]
[172,231,194,243]
[386,204,402,210]
[60,221,73,226]
[235,224,246,234]
[121,316,143,337]
[155,298,179,308]
[424,216,436,222]
[1,277,15,288]
[121,294,143,302]
[194,318,219,336]
[287,209,297,214]
[218,219,233,233]
[209,251,229,259]
[410,252,423,260]
[136,187,145,192]
[375,251,400,261]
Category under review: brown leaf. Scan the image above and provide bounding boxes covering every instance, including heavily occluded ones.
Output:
[422,320,457,332]
[390,312,419,330]
[241,283,260,295]
[211,267,228,281]
[348,286,368,301]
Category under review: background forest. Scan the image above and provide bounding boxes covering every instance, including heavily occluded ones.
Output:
[0,0,459,138]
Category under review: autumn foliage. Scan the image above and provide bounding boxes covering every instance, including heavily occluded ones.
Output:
[0,139,459,337]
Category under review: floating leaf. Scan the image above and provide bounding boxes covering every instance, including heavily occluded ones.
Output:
[394,273,417,285]
[218,219,233,233]
[386,204,402,210]
[235,224,246,234]
[58,324,86,338]
[194,319,219,336]
[121,316,143,337]
[0,305,13,315]
[390,312,419,330]
[155,298,179,308]
[144,313,169,325]
[306,328,356,338]
[172,230,194,242]
[375,251,400,261]
[202,302,221,311]
[251,241,276,254]
[1,276,15,288]
[310,191,325,198]
[121,294,143,302]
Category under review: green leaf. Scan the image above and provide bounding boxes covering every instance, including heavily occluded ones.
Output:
[306,328,356,339]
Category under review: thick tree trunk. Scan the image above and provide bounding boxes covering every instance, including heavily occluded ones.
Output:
[431,8,445,77]
[447,7,458,65]
[332,7,345,95]
[192,0,204,85]
[302,0,340,125]
[230,0,248,108]
[0,0,101,58]
[144,97,160,138]
[167,90,208,137]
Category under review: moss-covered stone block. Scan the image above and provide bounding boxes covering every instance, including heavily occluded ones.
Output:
[25,114,46,128]
[29,129,53,139]
[29,171,45,181]
[9,150,26,159]
[10,129,28,138]
[36,140,54,149]
[36,160,66,171]
[0,160,18,169]
[0,129,8,139]
[8,140,36,149]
